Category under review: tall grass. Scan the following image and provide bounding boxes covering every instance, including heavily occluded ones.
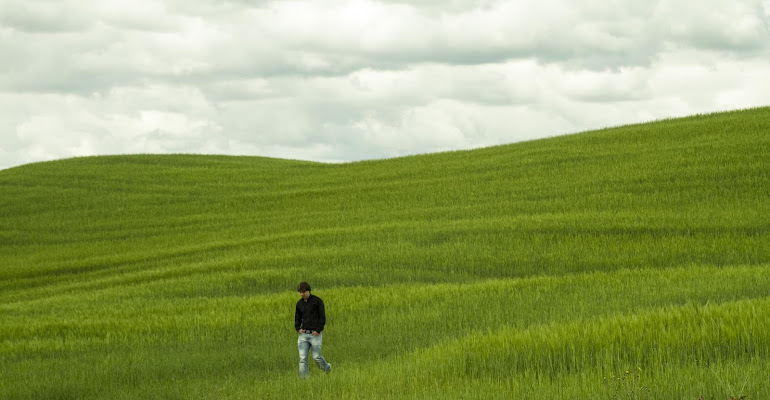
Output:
[1,107,769,398]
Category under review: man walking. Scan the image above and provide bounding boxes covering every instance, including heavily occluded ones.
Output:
[295,281,331,378]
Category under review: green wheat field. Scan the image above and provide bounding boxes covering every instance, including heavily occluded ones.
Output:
[2,107,769,399]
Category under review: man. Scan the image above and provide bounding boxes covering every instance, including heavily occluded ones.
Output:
[294,281,332,378]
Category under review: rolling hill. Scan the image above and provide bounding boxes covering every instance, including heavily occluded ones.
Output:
[1,106,769,399]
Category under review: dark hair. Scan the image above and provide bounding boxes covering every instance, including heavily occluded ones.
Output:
[298,282,311,292]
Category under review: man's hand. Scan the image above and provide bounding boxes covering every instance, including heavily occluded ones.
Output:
[312,331,320,336]
[298,329,304,334]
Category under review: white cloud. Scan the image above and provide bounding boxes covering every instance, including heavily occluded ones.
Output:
[552,67,650,103]
[1,0,770,171]
[659,0,769,52]
[5,86,221,166]
[0,0,93,32]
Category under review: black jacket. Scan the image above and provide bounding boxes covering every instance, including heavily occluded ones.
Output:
[295,294,326,333]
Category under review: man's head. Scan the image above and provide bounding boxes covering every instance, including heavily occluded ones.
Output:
[298,281,311,300]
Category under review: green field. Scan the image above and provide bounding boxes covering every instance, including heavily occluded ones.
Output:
[2,107,769,399]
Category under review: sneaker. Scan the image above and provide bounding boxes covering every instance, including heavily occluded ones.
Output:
[326,363,332,373]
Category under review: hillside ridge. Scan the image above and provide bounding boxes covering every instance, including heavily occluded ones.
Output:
[2,106,770,399]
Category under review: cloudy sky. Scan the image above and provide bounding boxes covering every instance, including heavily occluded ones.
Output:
[1,0,769,170]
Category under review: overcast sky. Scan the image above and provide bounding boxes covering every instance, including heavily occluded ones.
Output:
[1,0,769,171]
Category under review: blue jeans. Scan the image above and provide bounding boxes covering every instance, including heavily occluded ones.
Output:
[297,332,330,378]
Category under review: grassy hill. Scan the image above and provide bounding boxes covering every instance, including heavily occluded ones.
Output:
[1,107,769,399]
